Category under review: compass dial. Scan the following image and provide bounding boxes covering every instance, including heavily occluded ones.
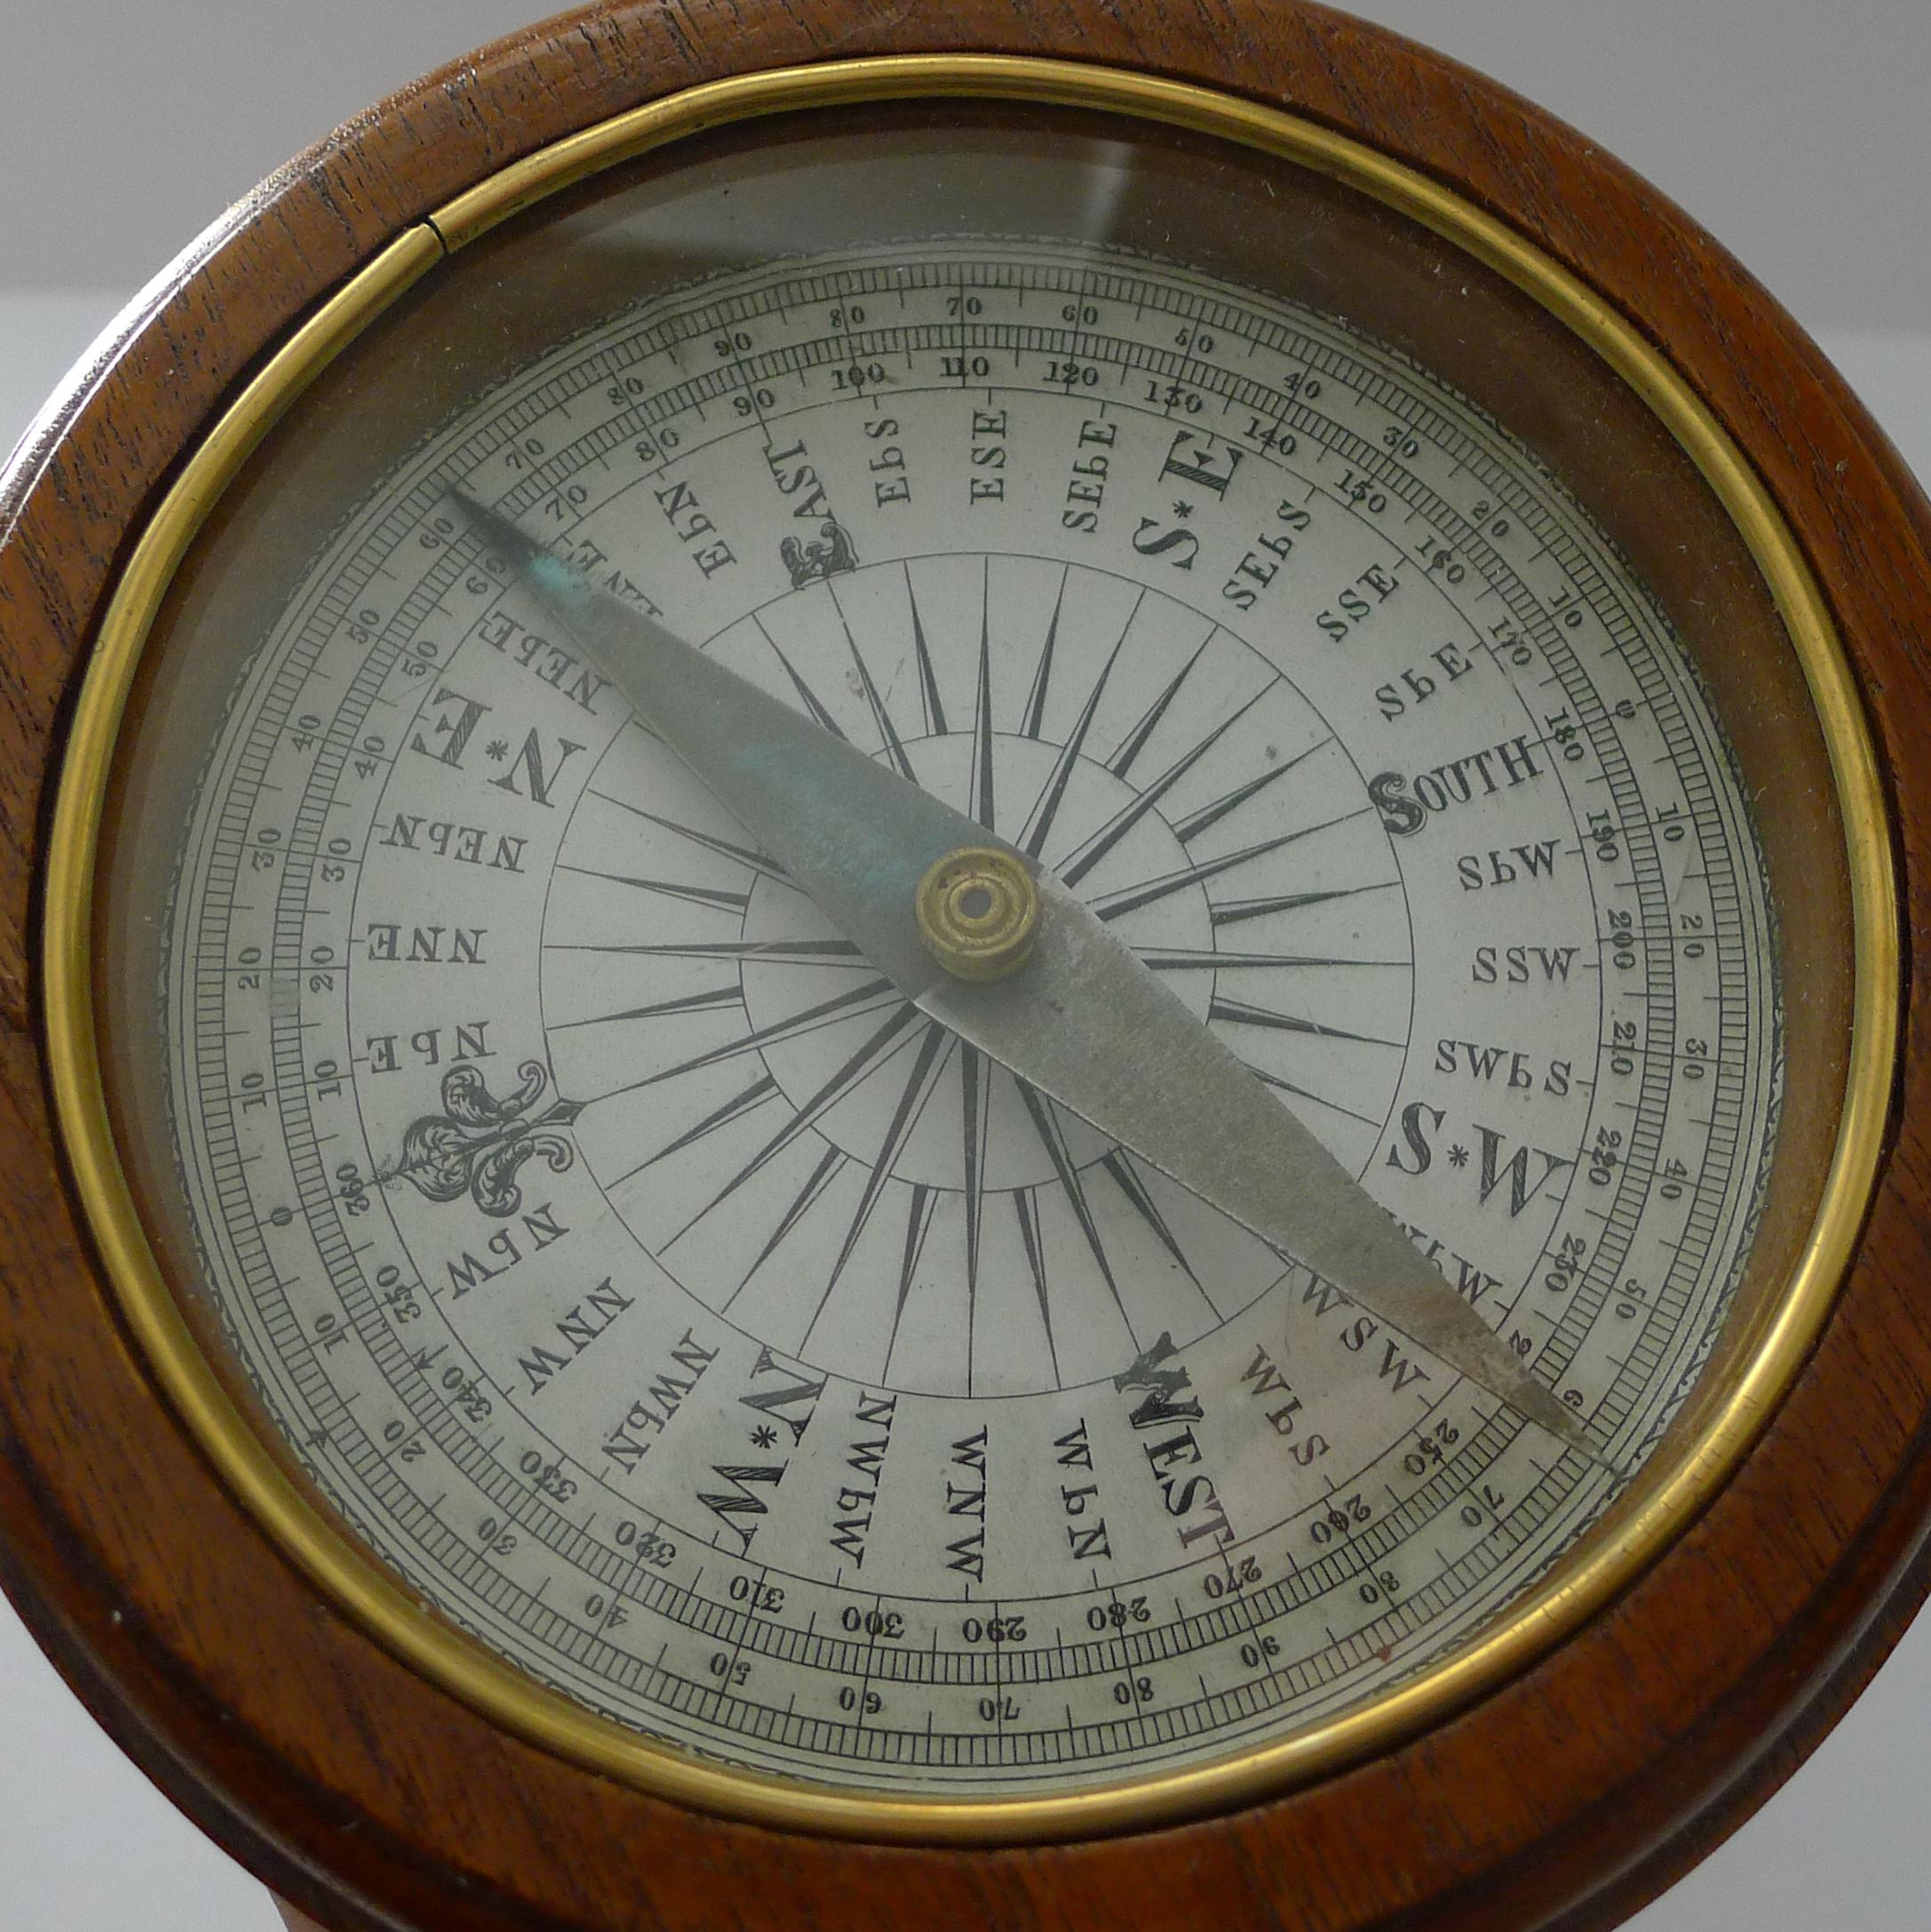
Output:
[130,217,1779,1802]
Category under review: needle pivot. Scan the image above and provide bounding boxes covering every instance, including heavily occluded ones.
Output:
[915,845,1040,982]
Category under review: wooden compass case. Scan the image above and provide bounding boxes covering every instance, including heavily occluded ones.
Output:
[3,4,1930,1928]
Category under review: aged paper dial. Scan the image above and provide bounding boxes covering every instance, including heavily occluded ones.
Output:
[155,231,1775,1799]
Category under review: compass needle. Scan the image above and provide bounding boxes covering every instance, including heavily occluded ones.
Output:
[460,488,1597,1456]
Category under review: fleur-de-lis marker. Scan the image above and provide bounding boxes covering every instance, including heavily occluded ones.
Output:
[379,1059,582,1219]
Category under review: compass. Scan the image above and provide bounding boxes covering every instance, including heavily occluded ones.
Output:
[3,5,1928,1929]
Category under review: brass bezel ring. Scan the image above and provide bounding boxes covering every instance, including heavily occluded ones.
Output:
[40,53,1899,1845]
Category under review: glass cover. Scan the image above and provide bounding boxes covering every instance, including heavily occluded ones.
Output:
[91,98,1846,1814]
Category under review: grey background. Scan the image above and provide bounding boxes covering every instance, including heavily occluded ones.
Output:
[2,4,1926,1928]
[5,0,1931,332]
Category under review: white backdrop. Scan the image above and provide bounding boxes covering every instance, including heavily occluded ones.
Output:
[2,5,1927,1928]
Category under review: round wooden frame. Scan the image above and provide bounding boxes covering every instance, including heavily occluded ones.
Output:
[3,4,1929,1928]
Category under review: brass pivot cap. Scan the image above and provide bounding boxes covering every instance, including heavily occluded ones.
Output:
[914,845,1041,982]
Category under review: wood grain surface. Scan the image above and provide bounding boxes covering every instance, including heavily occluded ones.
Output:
[4,4,1931,1929]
